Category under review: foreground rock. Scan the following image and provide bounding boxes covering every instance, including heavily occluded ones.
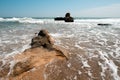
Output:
[0,30,68,80]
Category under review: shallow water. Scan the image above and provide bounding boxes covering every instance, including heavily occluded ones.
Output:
[0,17,120,80]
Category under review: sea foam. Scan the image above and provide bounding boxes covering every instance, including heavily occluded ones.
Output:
[0,17,44,24]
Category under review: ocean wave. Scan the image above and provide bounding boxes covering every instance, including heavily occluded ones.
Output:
[0,17,44,24]
[75,18,120,23]
[1,17,120,24]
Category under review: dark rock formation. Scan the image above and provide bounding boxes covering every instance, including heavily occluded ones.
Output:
[54,17,65,21]
[31,29,54,50]
[54,13,74,22]
[64,17,74,22]
[97,23,112,26]
[64,13,74,22]
[31,29,68,59]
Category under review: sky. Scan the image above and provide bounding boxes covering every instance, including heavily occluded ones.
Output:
[0,0,120,17]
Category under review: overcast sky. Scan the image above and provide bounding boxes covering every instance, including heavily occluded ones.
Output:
[0,0,120,17]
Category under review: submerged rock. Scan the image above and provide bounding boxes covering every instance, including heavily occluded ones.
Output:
[97,23,112,26]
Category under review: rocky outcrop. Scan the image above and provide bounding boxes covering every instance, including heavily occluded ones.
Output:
[30,29,68,59]
[64,13,74,22]
[54,13,74,22]
[54,17,65,21]
[0,30,69,80]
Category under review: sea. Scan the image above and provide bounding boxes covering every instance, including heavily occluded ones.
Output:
[0,17,120,80]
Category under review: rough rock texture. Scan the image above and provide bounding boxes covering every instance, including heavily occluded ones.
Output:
[13,47,68,80]
[0,30,69,80]
[0,46,68,80]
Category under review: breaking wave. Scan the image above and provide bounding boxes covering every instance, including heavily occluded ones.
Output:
[1,17,120,24]
[0,17,44,23]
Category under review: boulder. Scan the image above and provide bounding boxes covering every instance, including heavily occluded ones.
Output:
[31,29,68,59]
[64,17,74,22]
[31,29,54,50]
[64,13,74,22]
[0,30,69,80]
[54,13,74,22]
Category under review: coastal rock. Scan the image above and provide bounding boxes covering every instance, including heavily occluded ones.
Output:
[54,17,65,21]
[0,29,69,80]
[64,13,74,22]
[31,29,54,49]
[64,17,74,22]
[0,62,10,77]
[11,59,33,76]
[31,29,68,59]
[54,13,74,22]
[97,23,112,26]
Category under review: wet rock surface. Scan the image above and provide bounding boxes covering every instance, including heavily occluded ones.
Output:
[0,30,68,80]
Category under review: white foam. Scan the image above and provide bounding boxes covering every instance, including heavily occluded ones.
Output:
[77,55,91,68]
[67,63,71,68]
[73,76,77,80]
[50,33,62,38]
[75,18,120,24]
[108,60,120,80]
[66,34,74,38]
[75,43,83,49]
[98,50,120,80]
[5,44,30,57]
[98,61,106,80]
[7,60,16,76]
[0,17,44,24]
[82,60,90,68]
[19,17,43,23]
[78,70,82,75]
[87,70,93,78]
[0,18,4,21]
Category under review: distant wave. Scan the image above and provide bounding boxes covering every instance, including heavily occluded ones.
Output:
[75,18,120,23]
[0,17,120,24]
[0,17,44,23]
